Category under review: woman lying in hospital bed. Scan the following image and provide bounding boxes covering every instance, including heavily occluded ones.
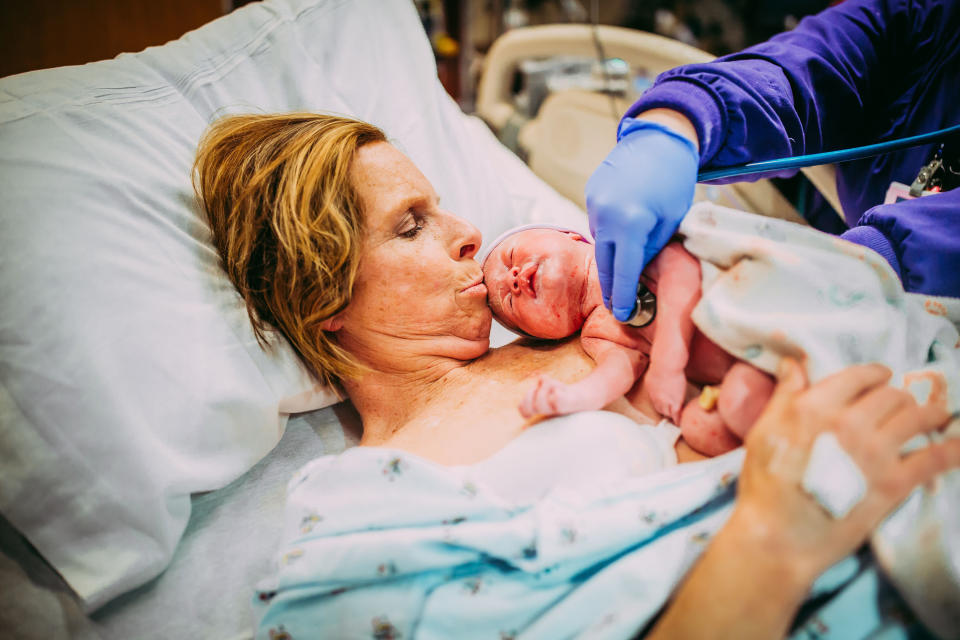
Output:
[194,113,960,639]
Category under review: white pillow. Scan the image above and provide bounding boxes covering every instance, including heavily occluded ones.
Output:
[0,0,583,611]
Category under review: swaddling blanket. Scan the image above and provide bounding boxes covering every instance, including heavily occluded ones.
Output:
[679,202,960,637]
[680,202,960,408]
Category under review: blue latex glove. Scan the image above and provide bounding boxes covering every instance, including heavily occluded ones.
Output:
[585,118,699,321]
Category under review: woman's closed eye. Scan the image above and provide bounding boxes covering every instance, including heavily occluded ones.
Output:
[399,212,425,239]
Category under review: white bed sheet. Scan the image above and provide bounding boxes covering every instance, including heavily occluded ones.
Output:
[90,406,361,639]
[0,406,356,640]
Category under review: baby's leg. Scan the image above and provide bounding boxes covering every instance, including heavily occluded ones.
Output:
[679,393,742,456]
[716,363,775,439]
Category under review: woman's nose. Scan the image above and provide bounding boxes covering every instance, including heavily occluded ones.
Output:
[451,215,482,260]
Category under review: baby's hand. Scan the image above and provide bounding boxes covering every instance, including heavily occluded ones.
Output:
[519,374,594,418]
[645,369,687,424]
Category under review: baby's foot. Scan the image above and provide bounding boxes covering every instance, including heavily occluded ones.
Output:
[644,369,688,424]
[679,398,742,456]
[519,374,596,418]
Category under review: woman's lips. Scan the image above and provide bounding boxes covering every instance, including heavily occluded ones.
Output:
[461,278,487,296]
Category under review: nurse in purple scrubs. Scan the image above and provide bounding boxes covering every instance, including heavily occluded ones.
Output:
[586,0,960,322]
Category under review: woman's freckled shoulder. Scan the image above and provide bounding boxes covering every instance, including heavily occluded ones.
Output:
[472,336,594,379]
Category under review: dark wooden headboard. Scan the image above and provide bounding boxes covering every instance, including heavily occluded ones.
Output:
[0,0,234,78]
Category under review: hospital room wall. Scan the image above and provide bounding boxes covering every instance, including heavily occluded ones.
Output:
[0,0,230,78]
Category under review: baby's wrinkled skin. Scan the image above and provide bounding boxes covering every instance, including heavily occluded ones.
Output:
[482,228,775,455]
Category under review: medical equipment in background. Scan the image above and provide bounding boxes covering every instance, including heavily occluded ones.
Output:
[476,24,842,222]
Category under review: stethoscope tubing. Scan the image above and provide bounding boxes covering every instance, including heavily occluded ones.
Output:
[696,123,960,182]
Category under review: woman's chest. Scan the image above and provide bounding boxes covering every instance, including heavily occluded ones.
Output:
[386,340,597,465]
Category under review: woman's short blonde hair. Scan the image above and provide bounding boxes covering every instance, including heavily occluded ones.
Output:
[194,113,386,387]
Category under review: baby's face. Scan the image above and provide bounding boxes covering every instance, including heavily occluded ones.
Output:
[482,228,593,339]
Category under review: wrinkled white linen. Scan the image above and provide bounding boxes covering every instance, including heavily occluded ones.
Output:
[679,202,960,638]
[680,202,960,407]
[254,412,740,639]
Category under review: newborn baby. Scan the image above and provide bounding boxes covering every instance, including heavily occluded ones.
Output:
[480,224,776,455]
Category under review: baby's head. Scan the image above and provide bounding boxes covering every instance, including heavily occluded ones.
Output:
[480,225,593,339]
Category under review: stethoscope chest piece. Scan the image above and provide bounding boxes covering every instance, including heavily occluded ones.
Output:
[624,283,657,327]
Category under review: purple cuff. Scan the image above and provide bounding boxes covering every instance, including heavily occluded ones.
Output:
[623,78,726,166]
[840,225,903,281]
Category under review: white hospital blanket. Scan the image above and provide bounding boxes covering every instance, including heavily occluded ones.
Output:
[680,202,960,405]
[679,203,960,638]
[253,413,741,639]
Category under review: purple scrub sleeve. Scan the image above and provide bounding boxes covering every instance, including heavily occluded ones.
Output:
[841,189,960,297]
[624,0,960,296]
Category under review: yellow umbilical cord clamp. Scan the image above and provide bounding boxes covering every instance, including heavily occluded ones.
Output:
[698,385,721,411]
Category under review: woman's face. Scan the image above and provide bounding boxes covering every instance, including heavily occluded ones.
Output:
[483,228,592,339]
[335,142,491,364]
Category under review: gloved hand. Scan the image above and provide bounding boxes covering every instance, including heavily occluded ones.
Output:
[585,118,699,321]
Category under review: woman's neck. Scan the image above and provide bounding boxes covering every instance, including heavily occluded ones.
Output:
[340,356,472,446]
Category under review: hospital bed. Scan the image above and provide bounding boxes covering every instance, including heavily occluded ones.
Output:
[0,1,947,639]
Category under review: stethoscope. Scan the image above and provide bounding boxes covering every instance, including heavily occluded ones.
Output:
[623,122,960,327]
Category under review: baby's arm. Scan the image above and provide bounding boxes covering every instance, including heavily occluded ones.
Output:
[645,242,702,423]
[519,337,645,419]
